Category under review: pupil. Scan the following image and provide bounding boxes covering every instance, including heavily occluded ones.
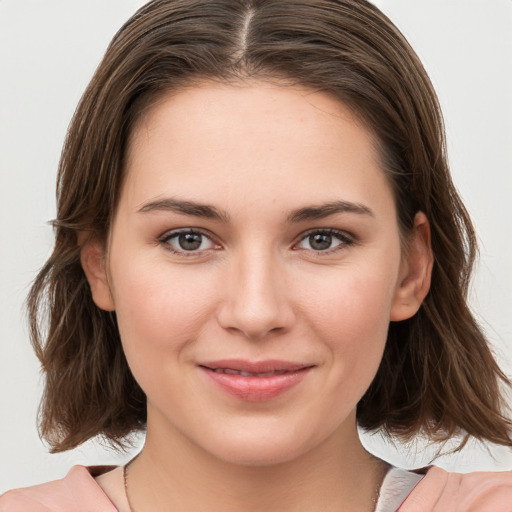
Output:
[310,233,332,250]
[179,233,202,251]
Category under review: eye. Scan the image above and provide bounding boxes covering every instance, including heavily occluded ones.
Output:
[295,229,354,253]
[159,229,218,254]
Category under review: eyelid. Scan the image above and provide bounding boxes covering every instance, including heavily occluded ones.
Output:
[156,227,355,257]
[293,228,355,254]
[158,228,221,256]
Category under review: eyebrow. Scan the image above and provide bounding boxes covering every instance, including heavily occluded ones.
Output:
[287,200,374,222]
[138,197,373,223]
[138,198,230,223]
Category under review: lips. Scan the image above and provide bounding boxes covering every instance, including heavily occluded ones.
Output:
[210,368,290,377]
[199,359,314,401]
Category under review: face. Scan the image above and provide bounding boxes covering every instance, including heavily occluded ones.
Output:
[84,81,430,466]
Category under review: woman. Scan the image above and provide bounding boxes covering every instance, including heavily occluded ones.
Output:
[1,0,511,510]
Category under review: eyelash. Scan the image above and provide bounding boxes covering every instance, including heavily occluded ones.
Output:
[158,228,355,257]
[158,228,219,257]
[294,228,355,255]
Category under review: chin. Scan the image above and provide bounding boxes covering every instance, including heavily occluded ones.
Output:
[213,442,309,468]
[199,424,329,468]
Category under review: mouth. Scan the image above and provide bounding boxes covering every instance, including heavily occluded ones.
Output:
[198,359,314,401]
[208,368,293,377]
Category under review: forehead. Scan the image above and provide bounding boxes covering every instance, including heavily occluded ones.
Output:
[122,81,393,216]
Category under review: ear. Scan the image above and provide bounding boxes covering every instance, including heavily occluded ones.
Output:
[80,237,115,312]
[390,212,433,321]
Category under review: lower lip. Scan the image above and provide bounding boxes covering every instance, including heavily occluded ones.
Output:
[200,367,312,402]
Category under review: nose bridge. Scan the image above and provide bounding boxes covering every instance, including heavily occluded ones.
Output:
[218,243,293,340]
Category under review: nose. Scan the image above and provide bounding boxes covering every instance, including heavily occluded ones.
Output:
[216,248,295,341]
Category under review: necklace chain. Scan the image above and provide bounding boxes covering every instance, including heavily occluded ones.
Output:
[122,457,385,512]
[123,456,138,512]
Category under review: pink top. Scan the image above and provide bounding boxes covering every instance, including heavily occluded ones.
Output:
[0,465,422,512]
[0,466,118,512]
[1,465,511,511]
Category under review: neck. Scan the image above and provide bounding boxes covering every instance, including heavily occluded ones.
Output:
[127,417,388,512]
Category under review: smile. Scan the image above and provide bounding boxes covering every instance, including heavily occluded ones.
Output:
[210,368,291,377]
[199,360,314,401]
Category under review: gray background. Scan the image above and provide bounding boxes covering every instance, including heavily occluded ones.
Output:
[1,0,511,491]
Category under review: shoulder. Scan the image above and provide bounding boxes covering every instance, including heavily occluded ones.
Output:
[0,466,118,512]
[398,465,512,511]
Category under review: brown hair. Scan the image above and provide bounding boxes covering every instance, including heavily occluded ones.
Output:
[28,0,511,452]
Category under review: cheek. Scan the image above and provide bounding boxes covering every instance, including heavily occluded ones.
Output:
[300,261,398,338]
[108,257,219,380]
[298,263,399,392]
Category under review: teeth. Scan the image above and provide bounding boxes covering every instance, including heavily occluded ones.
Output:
[212,368,288,377]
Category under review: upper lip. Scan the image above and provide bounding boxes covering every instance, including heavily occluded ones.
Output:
[199,359,313,374]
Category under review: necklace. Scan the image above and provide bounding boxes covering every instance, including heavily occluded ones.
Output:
[123,455,138,512]
[123,458,386,512]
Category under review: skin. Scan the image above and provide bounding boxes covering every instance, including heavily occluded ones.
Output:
[83,82,433,511]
